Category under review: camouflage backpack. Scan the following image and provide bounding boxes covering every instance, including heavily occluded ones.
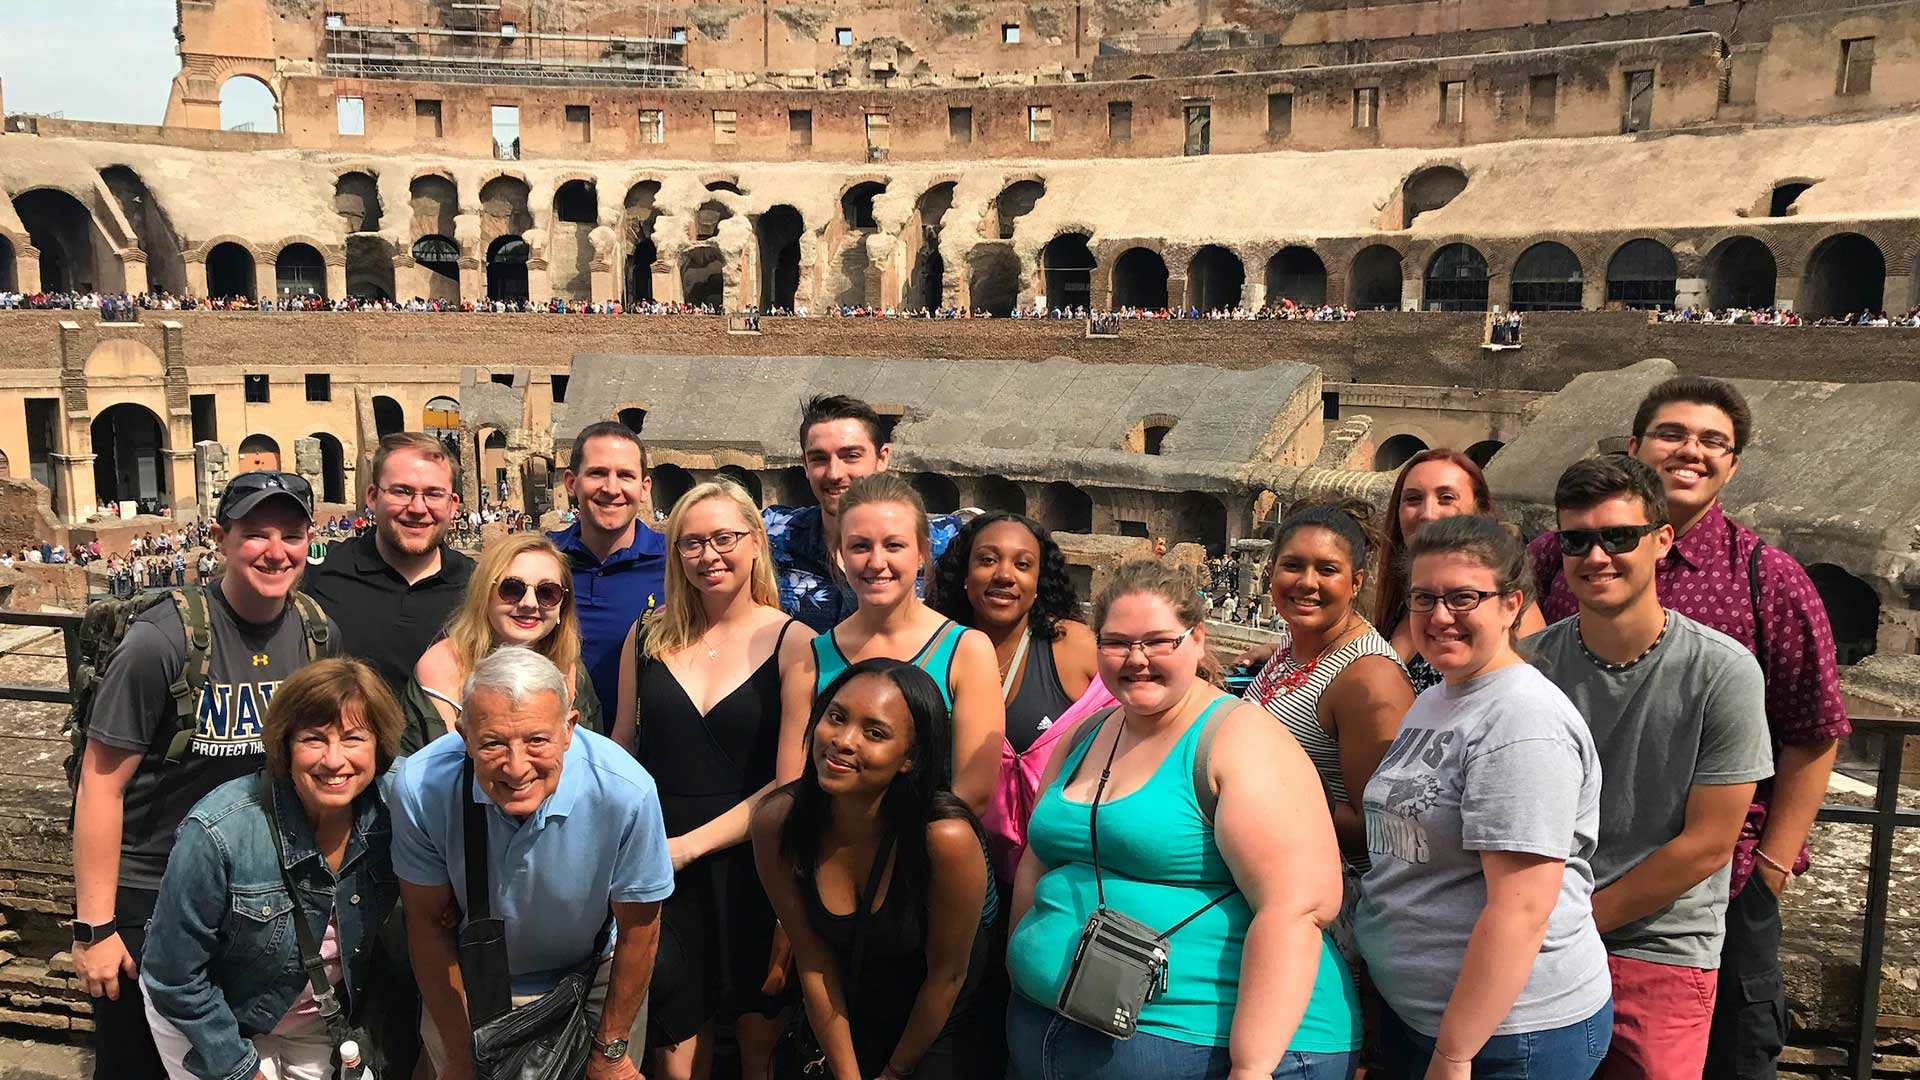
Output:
[61,586,332,797]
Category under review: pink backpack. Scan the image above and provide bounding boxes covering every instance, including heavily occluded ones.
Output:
[982,676,1118,882]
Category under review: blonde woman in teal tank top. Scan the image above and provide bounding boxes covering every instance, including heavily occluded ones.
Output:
[781,474,1005,815]
[1007,560,1362,1080]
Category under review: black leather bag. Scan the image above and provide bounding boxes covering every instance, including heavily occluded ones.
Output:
[457,758,610,1080]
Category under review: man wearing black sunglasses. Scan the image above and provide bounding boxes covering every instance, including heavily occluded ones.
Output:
[71,470,337,1080]
[1527,376,1845,1080]
[1527,455,1771,1080]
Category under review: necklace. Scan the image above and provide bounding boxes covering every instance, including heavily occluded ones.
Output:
[1574,611,1669,672]
[1259,617,1361,701]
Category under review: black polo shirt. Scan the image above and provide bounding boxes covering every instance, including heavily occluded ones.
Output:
[304,530,476,698]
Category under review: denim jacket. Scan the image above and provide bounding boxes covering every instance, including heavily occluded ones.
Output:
[141,773,396,1080]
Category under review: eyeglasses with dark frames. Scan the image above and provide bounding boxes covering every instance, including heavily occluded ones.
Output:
[675,530,752,558]
[1095,625,1197,658]
[1407,589,1505,614]
[1556,523,1664,558]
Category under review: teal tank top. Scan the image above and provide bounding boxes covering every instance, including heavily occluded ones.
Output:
[811,619,964,708]
[1007,698,1362,1051]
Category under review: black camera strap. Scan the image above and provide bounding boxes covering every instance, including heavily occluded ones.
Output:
[258,771,353,1047]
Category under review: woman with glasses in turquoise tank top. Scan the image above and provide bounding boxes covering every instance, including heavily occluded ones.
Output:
[783,473,1006,816]
[1007,560,1362,1080]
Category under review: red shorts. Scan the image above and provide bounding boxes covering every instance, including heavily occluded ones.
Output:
[1596,953,1718,1080]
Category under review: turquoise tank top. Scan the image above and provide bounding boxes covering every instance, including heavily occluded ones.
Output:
[1007,698,1362,1051]
[811,619,964,708]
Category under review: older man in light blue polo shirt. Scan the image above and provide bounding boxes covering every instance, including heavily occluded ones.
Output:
[392,646,673,1080]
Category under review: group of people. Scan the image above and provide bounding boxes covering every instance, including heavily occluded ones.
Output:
[101,551,215,595]
[69,376,1840,1080]
[1660,305,1920,326]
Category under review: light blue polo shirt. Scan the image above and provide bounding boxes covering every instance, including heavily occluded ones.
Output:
[391,726,675,995]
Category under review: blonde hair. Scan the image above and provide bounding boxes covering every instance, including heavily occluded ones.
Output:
[262,658,406,780]
[443,534,581,681]
[836,473,930,562]
[647,480,780,659]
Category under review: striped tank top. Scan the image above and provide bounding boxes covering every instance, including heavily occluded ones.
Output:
[1242,621,1406,870]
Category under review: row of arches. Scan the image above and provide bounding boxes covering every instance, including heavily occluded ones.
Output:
[85,403,350,508]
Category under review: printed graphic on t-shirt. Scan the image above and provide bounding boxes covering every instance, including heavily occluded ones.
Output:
[1366,726,1453,865]
[192,677,284,756]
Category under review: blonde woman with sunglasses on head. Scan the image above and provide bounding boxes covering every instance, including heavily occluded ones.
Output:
[403,533,600,754]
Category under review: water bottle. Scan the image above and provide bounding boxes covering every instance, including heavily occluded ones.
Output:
[338,1039,377,1080]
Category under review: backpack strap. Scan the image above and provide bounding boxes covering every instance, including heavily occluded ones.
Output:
[1747,541,1767,663]
[163,588,212,766]
[289,592,333,661]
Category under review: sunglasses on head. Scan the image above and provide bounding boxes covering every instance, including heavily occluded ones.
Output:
[1558,523,1664,557]
[496,576,568,609]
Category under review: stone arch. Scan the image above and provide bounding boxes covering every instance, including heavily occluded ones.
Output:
[99,165,186,296]
[623,180,663,306]
[1043,481,1093,533]
[275,242,328,299]
[478,175,534,243]
[1400,165,1469,229]
[309,431,348,504]
[264,234,334,262]
[1509,241,1584,311]
[217,73,279,133]
[411,235,461,301]
[906,181,958,311]
[1768,179,1818,218]
[206,241,258,298]
[1123,413,1179,454]
[1605,239,1678,309]
[840,180,887,229]
[486,235,530,302]
[551,179,599,300]
[715,464,763,506]
[346,235,395,299]
[966,244,1021,316]
[1374,433,1429,471]
[334,171,382,233]
[680,245,726,308]
[1175,491,1228,553]
[237,432,283,472]
[1423,243,1489,312]
[1349,244,1405,309]
[1465,439,1504,467]
[554,179,598,224]
[1807,563,1879,664]
[909,472,961,514]
[12,188,113,293]
[1703,235,1777,310]
[702,174,746,195]
[756,204,805,310]
[974,475,1026,515]
[0,232,13,293]
[373,395,405,437]
[1800,232,1886,317]
[1187,246,1245,310]
[1041,232,1096,310]
[651,463,696,515]
[410,174,460,239]
[617,406,649,433]
[92,402,171,508]
[1111,246,1170,310]
[1265,246,1327,306]
[991,179,1047,240]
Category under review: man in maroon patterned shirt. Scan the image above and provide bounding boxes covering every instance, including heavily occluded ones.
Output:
[1528,375,1847,1080]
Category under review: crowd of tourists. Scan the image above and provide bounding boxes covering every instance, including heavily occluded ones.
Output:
[1660,306,1920,326]
[68,377,1838,1080]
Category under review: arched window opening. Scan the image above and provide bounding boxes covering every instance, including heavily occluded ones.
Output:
[486,235,530,302]
[92,404,169,510]
[681,246,725,309]
[554,180,597,224]
[626,234,657,305]
[13,189,108,294]
[1374,433,1429,471]
[207,242,257,299]
[1041,234,1095,310]
[275,243,327,299]
[1111,247,1169,310]
[1175,491,1228,554]
[1605,240,1677,310]
[651,464,695,516]
[1188,246,1245,311]
[334,172,382,232]
[1265,246,1327,306]
[1770,182,1814,218]
[1144,426,1170,455]
[1044,481,1093,534]
[618,407,648,433]
[410,175,459,238]
[1807,563,1879,665]
[101,166,186,296]
[1705,237,1776,310]
[842,181,886,229]
[909,473,961,515]
[373,396,404,438]
[1801,233,1886,318]
[757,205,804,311]
[1509,242,1584,311]
[412,235,460,301]
[345,235,394,300]
[966,245,1021,316]
[1423,244,1488,312]
[237,433,283,473]
[993,180,1047,240]
[309,432,347,504]
[218,75,278,133]
[1349,245,1403,310]
[1402,166,1468,229]
[479,176,534,239]
[974,475,1027,515]
[1465,439,1504,467]
[715,465,763,506]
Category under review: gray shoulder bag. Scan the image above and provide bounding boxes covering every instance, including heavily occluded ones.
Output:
[1053,705,1236,1039]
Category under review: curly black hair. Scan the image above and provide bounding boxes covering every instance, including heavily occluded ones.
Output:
[930,511,1079,641]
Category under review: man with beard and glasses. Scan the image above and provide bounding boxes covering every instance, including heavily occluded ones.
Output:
[309,432,477,701]
[548,421,668,715]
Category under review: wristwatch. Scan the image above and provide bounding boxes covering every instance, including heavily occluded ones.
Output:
[72,918,117,945]
[592,1036,629,1061]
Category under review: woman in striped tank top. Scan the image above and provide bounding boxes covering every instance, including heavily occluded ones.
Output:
[1243,504,1414,959]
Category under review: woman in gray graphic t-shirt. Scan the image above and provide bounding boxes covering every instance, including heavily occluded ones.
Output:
[1354,515,1612,1080]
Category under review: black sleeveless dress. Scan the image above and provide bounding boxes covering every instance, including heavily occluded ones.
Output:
[637,620,798,1045]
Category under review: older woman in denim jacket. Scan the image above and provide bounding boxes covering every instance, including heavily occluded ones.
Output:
[141,659,406,1080]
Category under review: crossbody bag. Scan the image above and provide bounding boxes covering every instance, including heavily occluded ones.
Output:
[456,757,614,1080]
[1054,703,1237,1040]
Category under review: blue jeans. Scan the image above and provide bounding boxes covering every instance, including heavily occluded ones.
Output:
[1379,1000,1613,1080]
[1005,993,1358,1080]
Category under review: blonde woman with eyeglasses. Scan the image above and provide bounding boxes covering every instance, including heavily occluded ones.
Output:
[403,533,599,754]
[610,479,811,1080]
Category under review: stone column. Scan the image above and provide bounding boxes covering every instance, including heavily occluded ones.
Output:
[185,258,209,299]
[652,260,677,307]
[527,259,552,305]
[590,261,615,305]
[1674,277,1708,310]
[393,254,427,302]
[293,436,324,499]
[457,431,481,507]
[1242,281,1267,310]
[1883,272,1909,313]
[1581,277,1607,311]
[459,257,483,303]
[165,448,198,516]
[50,451,95,525]
[324,255,347,301]
[1167,275,1188,312]
[16,246,41,294]
[1777,275,1803,313]
[1401,276,1422,312]
[195,440,229,514]
[119,252,149,296]
[255,259,278,301]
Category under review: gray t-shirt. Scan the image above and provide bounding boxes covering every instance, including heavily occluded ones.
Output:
[1526,611,1773,968]
[1355,662,1610,1038]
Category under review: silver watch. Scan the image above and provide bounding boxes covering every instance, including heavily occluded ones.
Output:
[594,1037,629,1060]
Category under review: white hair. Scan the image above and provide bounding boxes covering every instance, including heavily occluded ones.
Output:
[462,644,571,718]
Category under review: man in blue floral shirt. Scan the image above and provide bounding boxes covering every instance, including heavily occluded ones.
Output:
[764,394,961,632]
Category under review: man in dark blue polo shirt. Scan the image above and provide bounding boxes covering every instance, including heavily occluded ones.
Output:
[548,421,667,714]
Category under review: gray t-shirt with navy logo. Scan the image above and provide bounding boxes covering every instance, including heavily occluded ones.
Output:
[1355,662,1611,1038]
[1527,611,1773,968]
[87,588,335,889]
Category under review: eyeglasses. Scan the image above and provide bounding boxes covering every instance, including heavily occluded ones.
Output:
[496,577,569,609]
[1557,523,1664,557]
[1408,589,1506,613]
[377,484,456,508]
[1638,426,1736,458]
[1095,626,1196,659]
[675,530,751,558]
